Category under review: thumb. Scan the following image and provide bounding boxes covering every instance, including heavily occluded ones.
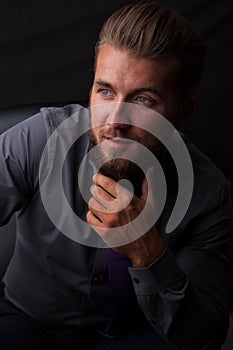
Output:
[141,167,154,202]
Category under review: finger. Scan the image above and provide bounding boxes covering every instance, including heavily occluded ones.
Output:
[141,175,148,201]
[90,184,114,204]
[93,174,135,213]
[94,174,134,206]
[93,174,117,198]
[141,167,156,206]
[86,210,103,227]
[141,167,153,200]
[88,197,106,214]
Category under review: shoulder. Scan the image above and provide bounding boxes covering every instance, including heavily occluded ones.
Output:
[0,103,88,149]
[39,103,88,132]
[0,104,89,190]
[165,133,233,239]
[182,133,230,194]
[183,133,232,227]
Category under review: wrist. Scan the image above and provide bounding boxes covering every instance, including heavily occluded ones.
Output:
[131,239,166,268]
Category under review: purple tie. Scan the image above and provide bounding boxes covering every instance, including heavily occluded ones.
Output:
[100,247,144,337]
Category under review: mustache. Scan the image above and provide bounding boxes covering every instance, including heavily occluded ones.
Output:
[99,128,139,141]
[100,129,126,138]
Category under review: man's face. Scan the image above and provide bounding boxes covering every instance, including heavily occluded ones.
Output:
[89,43,180,189]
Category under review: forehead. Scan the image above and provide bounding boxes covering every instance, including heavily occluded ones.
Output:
[95,44,177,90]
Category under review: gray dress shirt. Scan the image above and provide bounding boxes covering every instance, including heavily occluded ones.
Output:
[0,104,232,349]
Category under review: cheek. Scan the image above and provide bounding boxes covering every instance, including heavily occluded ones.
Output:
[142,134,155,149]
[130,128,151,143]
[90,97,111,129]
[90,91,98,106]
[91,127,101,143]
[131,128,156,150]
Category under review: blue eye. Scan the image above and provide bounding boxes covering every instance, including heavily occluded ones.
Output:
[136,95,154,106]
[138,96,148,103]
[101,89,111,96]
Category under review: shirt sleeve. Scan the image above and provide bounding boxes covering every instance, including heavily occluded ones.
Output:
[0,113,47,226]
[129,183,233,349]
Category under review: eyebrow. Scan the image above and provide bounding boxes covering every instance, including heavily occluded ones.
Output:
[95,80,112,89]
[94,80,163,100]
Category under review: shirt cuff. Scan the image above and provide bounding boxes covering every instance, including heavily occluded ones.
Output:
[128,248,186,295]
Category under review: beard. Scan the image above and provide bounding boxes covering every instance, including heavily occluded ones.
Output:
[89,128,166,198]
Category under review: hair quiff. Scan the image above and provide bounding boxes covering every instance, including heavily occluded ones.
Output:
[95,1,207,102]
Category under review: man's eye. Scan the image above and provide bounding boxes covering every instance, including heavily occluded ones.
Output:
[136,96,154,106]
[100,89,111,96]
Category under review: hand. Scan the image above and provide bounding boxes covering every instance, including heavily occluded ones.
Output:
[86,171,166,268]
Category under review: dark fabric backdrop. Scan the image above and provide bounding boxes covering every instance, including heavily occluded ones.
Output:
[0,0,232,187]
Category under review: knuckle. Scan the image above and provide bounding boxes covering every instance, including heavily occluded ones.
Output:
[88,198,93,209]
[86,210,91,222]
[90,185,95,195]
[107,214,120,227]
[106,218,115,227]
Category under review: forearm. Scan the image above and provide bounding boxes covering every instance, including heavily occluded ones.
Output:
[129,247,231,349]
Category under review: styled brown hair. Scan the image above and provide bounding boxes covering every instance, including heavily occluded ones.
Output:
[95,1,207,102]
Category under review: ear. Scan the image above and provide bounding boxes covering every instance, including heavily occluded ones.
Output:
[176,96,196,128]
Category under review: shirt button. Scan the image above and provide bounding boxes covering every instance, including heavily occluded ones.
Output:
[133,277,139,284]
[93,277,100,284]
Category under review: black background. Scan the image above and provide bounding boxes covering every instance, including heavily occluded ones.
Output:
[0,0,232,188]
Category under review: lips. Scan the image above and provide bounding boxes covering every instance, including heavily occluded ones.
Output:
[103,136,131,149]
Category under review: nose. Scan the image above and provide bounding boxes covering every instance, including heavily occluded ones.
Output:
[106,102,131,130]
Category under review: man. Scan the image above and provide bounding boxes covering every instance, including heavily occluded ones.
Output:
[0,2,232,350]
